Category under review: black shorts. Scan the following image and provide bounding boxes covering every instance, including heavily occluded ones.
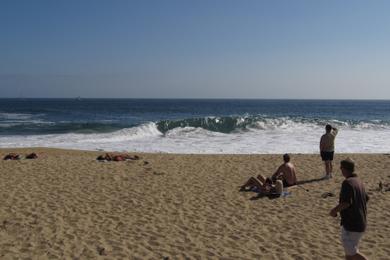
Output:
[321,151,334,161]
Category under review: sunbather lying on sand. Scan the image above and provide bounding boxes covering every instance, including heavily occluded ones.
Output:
[240,174,283,195]
[3,153,21,160]
[96,153,140,162]
[3,152,39,160]
[25,152,38,159]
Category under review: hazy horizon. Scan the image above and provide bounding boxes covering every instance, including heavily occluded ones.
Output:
[1,97,390,101]
[1,0,390,99]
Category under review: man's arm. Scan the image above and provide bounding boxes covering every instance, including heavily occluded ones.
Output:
[330,181,352,217]
[330,202,350,217]
[271,165,282,180]
[332,127,338,136]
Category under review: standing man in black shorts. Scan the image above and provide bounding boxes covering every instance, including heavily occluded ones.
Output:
[320,124,338,179]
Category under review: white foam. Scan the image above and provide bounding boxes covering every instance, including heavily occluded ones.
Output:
[0,119,52,127]
[0,122,389,153]
[0,112,35,120]
[0,112,51,127]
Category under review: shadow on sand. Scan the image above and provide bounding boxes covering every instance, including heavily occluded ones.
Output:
[249,193,281,200]
[296,176,328,185]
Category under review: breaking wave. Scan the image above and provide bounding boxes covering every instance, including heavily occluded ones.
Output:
[156,116,390,133]
[1,114,390,136]
[1,116,390,153]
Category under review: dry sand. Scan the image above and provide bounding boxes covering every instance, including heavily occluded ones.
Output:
[0,148,389,259]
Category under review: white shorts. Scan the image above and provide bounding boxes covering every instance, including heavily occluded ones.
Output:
[341,227,364,256]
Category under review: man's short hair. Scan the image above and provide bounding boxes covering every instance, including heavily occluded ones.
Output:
[341,158,355,172]
[326,124,332,132]
[283,153,290,162]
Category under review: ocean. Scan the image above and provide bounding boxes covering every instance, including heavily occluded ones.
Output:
[0,99,389,153]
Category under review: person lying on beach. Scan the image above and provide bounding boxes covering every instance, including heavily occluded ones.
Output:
[271,154,297,187]
[96,153,140,162]
[3,153,21,160]
[25,152,38,159]
[240,174,283,195]
[3,152,39,160]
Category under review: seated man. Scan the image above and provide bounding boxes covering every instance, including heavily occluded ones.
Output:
[271,154,297,187]
[240,174,283,195]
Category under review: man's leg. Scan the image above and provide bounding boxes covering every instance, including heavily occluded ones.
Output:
[256,174,267,183]
[345,252,368,260]
[240,177,263,191]
[329,160,333,177]
[324,161,330,176]
[240,177,256,190]
[247,177,264,192]
[341,228,367,260]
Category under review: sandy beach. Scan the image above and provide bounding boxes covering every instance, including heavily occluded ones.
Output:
[0,148,389,259]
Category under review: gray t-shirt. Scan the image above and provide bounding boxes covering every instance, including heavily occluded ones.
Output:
[339,174,369,232]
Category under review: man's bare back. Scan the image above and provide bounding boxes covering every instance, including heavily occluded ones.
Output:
[273,162,297,186]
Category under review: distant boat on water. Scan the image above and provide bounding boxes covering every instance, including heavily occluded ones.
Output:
[17,89,25,100]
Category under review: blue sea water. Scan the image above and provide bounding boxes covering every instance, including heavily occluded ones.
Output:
[0,99,389,153]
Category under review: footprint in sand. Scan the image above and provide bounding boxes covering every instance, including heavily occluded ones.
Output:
[97,246,106,256]
[153,171,165,176]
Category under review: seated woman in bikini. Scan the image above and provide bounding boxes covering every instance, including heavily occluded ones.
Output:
[239,174,283,195]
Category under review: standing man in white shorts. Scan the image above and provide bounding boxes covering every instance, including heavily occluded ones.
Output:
[330,158,369,260]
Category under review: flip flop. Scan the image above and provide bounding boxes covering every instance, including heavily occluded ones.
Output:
[321,192,335,198]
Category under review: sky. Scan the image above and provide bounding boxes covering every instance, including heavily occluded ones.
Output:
[1,0,390,99]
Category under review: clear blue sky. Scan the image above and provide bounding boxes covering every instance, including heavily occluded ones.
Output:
[1,0,390,98]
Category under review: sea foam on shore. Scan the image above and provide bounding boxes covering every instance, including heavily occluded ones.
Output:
[1,119,389,153]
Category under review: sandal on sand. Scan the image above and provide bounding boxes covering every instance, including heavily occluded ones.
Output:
[321,192,335,198]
